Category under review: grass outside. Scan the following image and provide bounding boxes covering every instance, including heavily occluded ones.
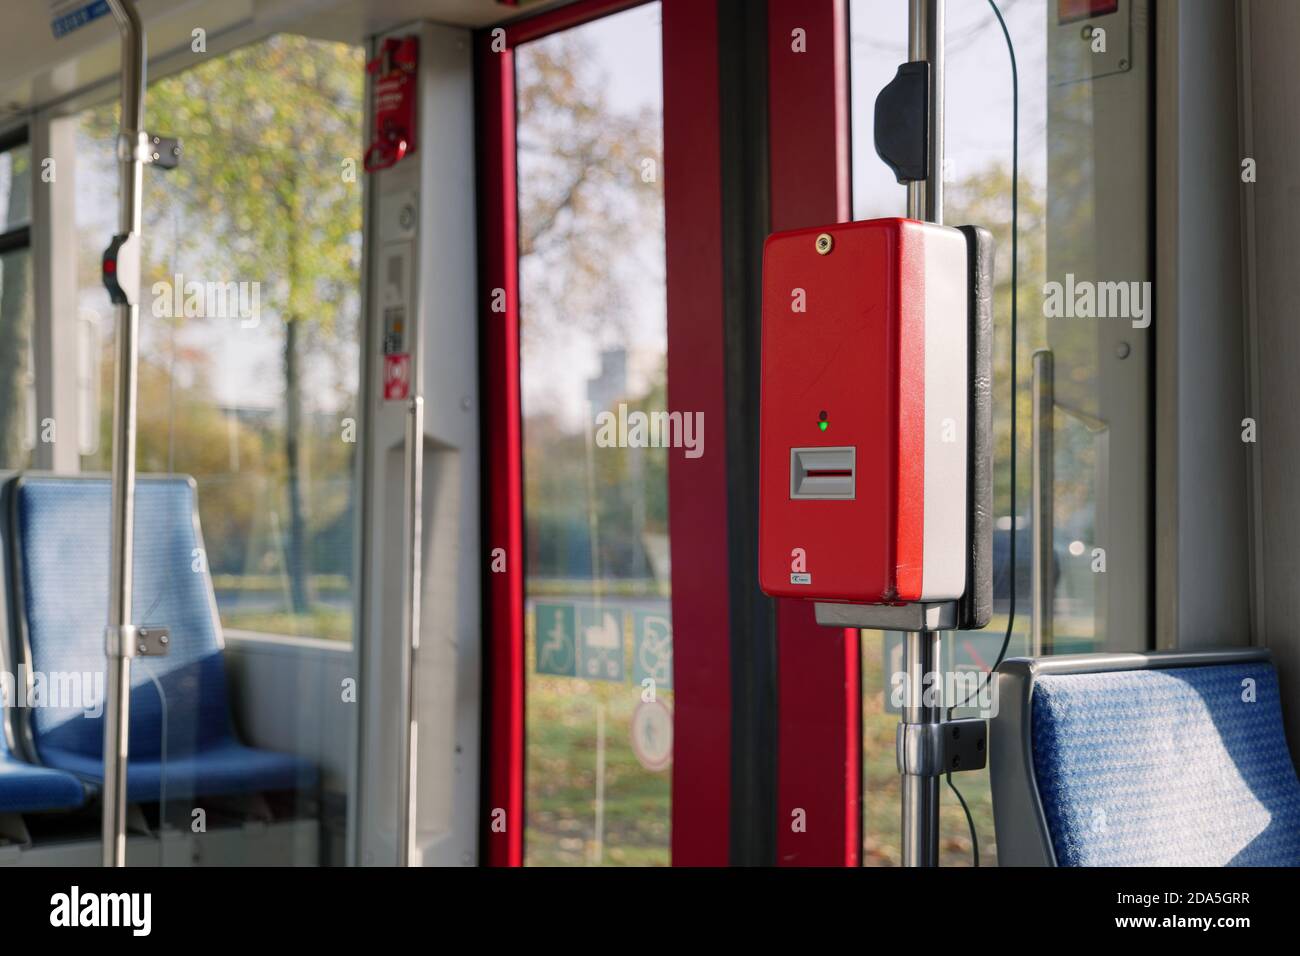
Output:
[222,606,352,642]
[522,607,1104,867]
[214,575,353,642]
[861,631,996,867]
[524,607,673,866]
[518,610,1009,868]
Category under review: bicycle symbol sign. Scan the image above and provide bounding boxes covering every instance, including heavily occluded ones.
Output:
[632,610,673,691]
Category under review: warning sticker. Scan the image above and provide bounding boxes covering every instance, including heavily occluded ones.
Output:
[383,353,410,401]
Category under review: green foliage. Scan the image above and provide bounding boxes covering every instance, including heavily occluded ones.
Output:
[81,34,363,628]
[0,147,32,469]
[516,31,664,346]
[946,164,1048,519]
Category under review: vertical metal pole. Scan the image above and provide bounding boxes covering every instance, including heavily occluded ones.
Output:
[592,702,606,866]
[102,0,147,869]
[906,0,944,224]
[901,627,942,866]
[397,394,424,865]
[900,0,945,868]
[1032,350,1055,655]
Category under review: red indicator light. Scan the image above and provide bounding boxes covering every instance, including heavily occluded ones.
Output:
[1058,0,1119,24]
[104,259,116,273]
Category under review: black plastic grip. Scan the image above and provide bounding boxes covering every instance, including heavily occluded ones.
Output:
[874,61,929,185]
[957,225,995,630]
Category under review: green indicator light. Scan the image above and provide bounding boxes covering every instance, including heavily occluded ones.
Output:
[818,420,828,432]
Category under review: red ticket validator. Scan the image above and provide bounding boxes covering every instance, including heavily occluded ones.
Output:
[758,218,969,605]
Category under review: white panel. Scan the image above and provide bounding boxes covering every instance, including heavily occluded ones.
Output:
[919,223,968,601]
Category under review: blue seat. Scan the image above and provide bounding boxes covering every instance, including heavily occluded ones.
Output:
[10,475,317,804]
[0,738,87,814]
[991,649,1300,866]
[0,473,87,814]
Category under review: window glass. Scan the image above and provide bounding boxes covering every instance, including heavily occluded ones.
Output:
[76,35,364,645]
[516,2,672,866]
[62,33,362,866]
[0,143,31,231]
[0,247,34,470]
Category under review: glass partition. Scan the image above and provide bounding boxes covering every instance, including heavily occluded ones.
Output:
[515,2,673,866]
[850,0,1152,865]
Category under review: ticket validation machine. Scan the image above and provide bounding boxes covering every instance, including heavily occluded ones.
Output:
[759,219,972,607]
[758,215,995,867]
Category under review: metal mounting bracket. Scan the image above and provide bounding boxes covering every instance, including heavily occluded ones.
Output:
[814,600,957,632]
[105,624,171,659]
[145,134,181,169]
[896,717,988,776]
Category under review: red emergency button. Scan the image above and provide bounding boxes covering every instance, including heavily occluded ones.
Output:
[102,233,130,305]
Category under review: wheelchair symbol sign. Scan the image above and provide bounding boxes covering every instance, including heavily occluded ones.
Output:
[633,610,673,691]
[535,604,576,677]
[577,606,625,683]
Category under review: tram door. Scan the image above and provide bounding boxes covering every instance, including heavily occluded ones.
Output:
[1039,0,1153,655]
[848,0,1154,866]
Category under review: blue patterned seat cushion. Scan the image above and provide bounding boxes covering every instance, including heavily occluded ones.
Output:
[0,473,87,814]
[0,750,86,813]
[1031,662,1300,866]
[14,477,316,802]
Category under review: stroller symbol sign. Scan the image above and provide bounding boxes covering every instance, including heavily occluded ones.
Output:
[578,606,625,682]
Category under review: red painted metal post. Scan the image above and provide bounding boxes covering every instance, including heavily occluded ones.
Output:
[767,0,861,867]
[662,0,734,867]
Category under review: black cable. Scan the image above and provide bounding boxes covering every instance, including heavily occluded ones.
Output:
[142,664,168,866]
[946,769,979,867]
[945,0,1018,868]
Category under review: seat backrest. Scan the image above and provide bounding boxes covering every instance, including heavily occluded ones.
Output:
[991,649,1300,866]
[10,475,234,763]
[0,472,27,762]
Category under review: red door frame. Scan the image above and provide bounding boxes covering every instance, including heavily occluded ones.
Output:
[477,18,524,867]
[767,0,860,867]
[478,0,857,868]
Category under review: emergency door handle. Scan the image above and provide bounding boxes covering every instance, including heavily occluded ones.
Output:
[364,136,409,174]
[398,394,423,865]
[1031,350,1053,656]
[404,394,424,655]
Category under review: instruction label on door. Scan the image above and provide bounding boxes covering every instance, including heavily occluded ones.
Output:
[50,0,110,38]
